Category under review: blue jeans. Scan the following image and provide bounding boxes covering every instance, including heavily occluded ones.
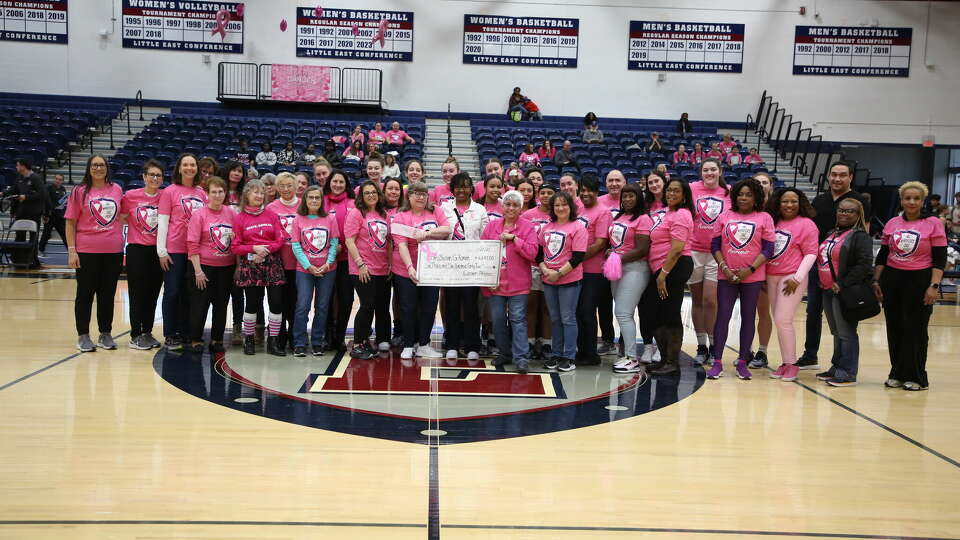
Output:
[543,281,582,361]
[488,294,529,363]
[294,270,336,348]
[822,289,859,380]
[395,276,440,347]
[161,252,189,338]
[802,266,823,360]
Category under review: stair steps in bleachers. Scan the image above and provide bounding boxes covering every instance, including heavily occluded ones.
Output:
[422,118,479,187]
[732,129,820,201]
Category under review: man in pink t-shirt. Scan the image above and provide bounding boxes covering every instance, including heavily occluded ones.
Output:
[385,121,416,154]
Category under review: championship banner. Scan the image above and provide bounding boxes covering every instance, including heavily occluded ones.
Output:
[271,64,333,102]
[416,240,503,288]
[793,26,911,77]
[628,21,744,73]
[295,7,414,62]
[463,14,579,68]
[1,0,68,44]
[121,0,244,54]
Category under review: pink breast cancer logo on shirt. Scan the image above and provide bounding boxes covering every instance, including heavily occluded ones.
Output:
[696,196,724,225]
[609,222,628,249]
[209,224,233,254]
[136,204,159,233]
[649,211,665,232]
[545,231,567,261]
[451,221,465,240]
[772,230,792,260]
[726,221,756,250]
[301,227,329,256]
[181,196,204,217]
[88,197,118,228]
[279,214,296,235]
[892,229,920,258]
[368,219,389,249]
[418,220,438,232]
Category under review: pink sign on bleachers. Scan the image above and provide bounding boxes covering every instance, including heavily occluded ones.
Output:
[271,64,332,102]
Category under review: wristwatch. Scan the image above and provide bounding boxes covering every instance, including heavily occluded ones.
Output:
[748,264,756,273]
[930,283,940,290]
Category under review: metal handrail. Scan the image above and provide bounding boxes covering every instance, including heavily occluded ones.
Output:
[446,103,453,157]
[136,90,143,121]
[744,114,753,143]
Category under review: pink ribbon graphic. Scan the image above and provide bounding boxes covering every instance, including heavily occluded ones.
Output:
[421,241,438,263]
[314,5,324,18]
[210,9,230,39]
[351,23,360,36]
[235,3,244,17]
[280,18,288,32]
[371,18,388,47]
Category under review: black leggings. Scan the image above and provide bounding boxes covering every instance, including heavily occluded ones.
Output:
[640,256,694,333]
[244,285,284,314]
[126,243,163,338]
[75,252,123,336]
[280,269,297,337]
[326,264,354,345]
[188,264,236,343]
[352,274,391,344]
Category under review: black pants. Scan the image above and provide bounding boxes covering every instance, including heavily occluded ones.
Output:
[126,243,163,338]
[326,264,353,346]
[75,252,123,336]
[244,285,283,315]
[880,266,934,387]
[640,256,694,332]
[352,274,391,344]
[576,272,605,360]
[395,276,440,347]
[188,264,236,343]
[596,275,614,343]
[231,285,244,325]
[280,269,297,339]
[39,213,66,252]
[444,286,481,351]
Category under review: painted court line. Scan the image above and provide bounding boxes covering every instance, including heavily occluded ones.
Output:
[0,330,132,392]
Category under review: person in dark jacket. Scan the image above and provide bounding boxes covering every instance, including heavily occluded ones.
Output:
[645,133,664,153]
[321,140,343,169]
[676,113,693,135]
[816,197,874,387]
[4,158,45,223]
[39,173,68,254]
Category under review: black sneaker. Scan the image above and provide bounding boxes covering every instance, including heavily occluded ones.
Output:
[543,357,559,370]
[576,354,602,366]
[797,355,820,370]
[748,350,768,369]
[516,361,529,374]
[189,343,204,355]
[492,355,512,367]
[541,344,553,357]
[694,345,709,366]
[208,342,225,354]
[293,346,307,357]
[312,345,324,357]
[165,336,184,350]
[557,358,576,372]
[349,344,374,359]
[816,369,835,381]
[826,376,857,387]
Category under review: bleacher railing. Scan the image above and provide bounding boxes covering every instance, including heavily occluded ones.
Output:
[218,62,382,107]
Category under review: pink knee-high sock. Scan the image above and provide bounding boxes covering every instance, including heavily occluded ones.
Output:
[267,312,282,337]
[242,312,256,336]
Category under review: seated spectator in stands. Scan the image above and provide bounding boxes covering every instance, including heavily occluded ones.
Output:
[706,142,725,160]
[386,121,416,154]
[538,140,556,163]
[301,144,319,165]
[351,125,365,146]
[744,148,764,165]
[676,112,693,135]
[364,142,379,164]
[645,132,664,153]
[247,167,259,180]
[925,194,946,218]
[508,87,526,117]
[321,140,342,168]
[278,142,300,166]
[506,162,524,184]
[255,143,277,170]
[343,140,364,163]
[368,122,387,147]
[554,140,579,170]
[718,133,737,154]
[726,145,743,166]
[198,157,218,184]
[946,192,960,235]
[522,98,542,121]
[672,144,690,165]
[582,124,604,144]
[236,139,255,167]
[383,153,401,179]
[584,112,598,130]
[690,142,707,164]
[655,163,671,181]
[519,144,540,167]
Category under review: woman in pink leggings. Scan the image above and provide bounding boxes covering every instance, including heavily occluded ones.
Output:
[764,188,818,381]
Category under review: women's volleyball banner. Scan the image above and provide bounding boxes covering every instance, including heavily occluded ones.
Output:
[0,0,68,44]
[270,64,332,102]
[121,0,244,53]
[462,14,579,68]
[628,21,744,72]
[793,26,911,77]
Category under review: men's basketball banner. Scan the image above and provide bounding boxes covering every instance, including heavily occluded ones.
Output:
[296,7,414,62]
[793,26,911,77]
[628,21,744,73]
[416,240,503,288]
[0,0,68,44]
[463,14,579,68]
[270,64,332,102]
[121,0,244,53]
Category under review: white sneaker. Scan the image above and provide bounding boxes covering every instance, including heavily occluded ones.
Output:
[652,347,661,362]
[613,357,633,369]
[417,344,443,358]
[613,359,642,373]
[639,344,654,363]
[466,351,480,360]
[378,342,391,352]
[400,347,415,359]
[445,349,458,360]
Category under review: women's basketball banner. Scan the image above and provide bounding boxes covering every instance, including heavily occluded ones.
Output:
[416,240,503,288]
[0,0,68,44]
[121,0,244,53]
[628,21,744,72]
[296,8,414,62]
[462,14,579,68]
[270,64,332,102]
[793,26,911,77]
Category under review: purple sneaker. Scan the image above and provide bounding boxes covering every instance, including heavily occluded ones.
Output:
[706,360,723,379]
[735,360,752,380]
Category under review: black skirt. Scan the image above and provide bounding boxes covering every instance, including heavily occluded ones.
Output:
[235,252,286,287]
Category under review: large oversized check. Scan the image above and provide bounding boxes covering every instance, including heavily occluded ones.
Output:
[416,240,503,288]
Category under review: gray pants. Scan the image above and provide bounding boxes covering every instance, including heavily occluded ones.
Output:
[610,260,651,359]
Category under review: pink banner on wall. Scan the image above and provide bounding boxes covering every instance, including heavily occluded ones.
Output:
[271,64,332,102]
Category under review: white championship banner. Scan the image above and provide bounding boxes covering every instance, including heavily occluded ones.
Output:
[415,240,503,288]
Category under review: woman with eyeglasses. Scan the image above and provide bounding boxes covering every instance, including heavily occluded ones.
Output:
[219,160,247,345]
[290,185,339,357]
[121,159,165,350]
[522,182,557,360]
[323,170,356,353]
[266,172,301,352]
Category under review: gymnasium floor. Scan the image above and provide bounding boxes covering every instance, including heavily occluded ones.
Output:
[1,272,959,540]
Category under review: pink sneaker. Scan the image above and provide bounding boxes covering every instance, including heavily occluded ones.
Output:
[706,360,723,379]
[781,364,799,382]
[735,360,752,380]
[769,364,787,379]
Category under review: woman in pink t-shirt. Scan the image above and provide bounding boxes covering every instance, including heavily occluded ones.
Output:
[266,172,301,351]
[516,178,536,211]
[324,170,355,352]
[403,158,425,186]
[391,181,451,359]
[382,176,406,345]
[350,125,365,146]
[429,156,460,206]
[121,159,165,350]
[690,143,707,165]
[157,153,207,349]
[290,185,340,357]
[65,154,125,353]
[186,177,237,355]
[522,182,556,360]
[672,144,690,165]
[537,191,588,372]
[218,160,247,344]
[478,175,505,220]
[519,144,540,168]
[538,140,556,163]
[708,179,775,380]
[343,140,364,164]
[873,182,947,391]
[368,122,388,148]
[345,180,394,358]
